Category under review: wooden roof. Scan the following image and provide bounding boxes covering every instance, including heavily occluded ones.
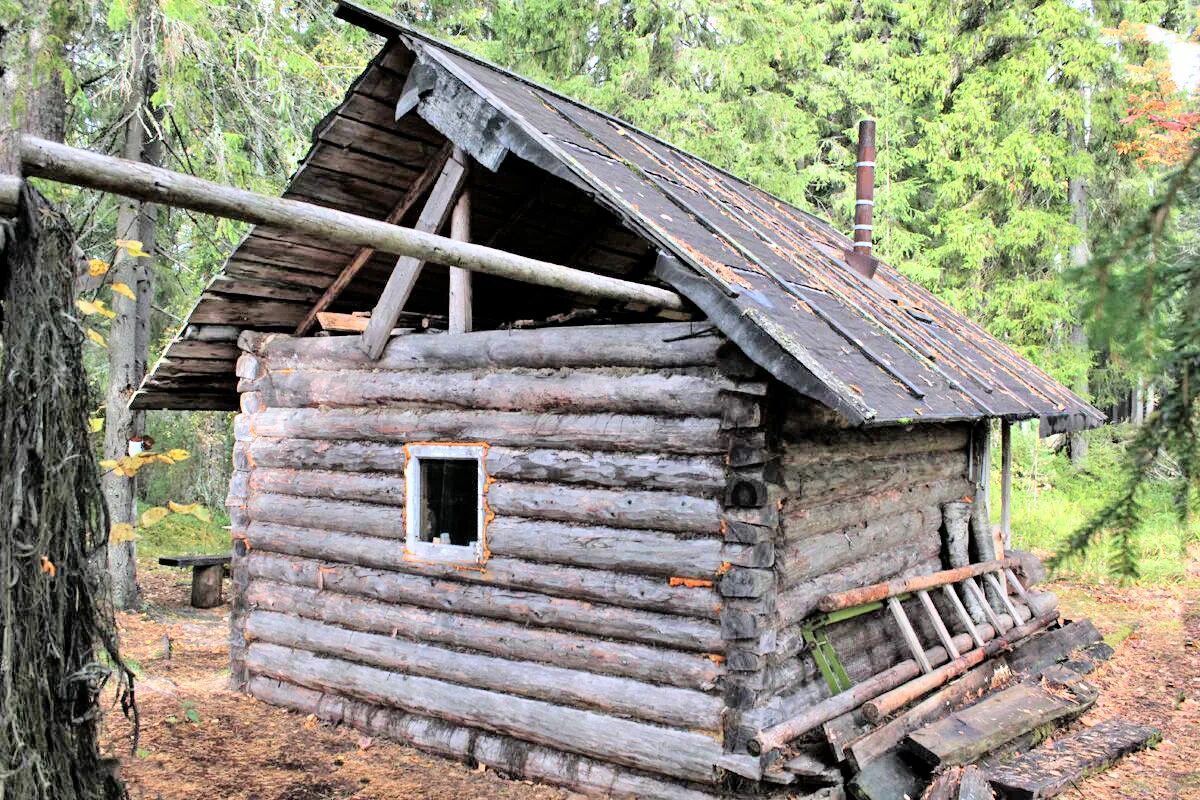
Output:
[134,3,1105,434]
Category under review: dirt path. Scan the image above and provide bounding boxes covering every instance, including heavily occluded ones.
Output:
[101,561,1200,799]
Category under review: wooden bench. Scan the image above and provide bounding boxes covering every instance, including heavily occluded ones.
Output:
[157,555,231,608]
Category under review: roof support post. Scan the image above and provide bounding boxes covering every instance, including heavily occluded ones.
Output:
[1000,419,1013,550]
[359,146,468,358]
[294,142,454,335]
[448,187,472,334]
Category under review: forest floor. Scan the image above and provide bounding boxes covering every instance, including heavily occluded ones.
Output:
[100,553,1200,800]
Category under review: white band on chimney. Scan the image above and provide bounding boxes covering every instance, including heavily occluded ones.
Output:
[853,224,874,231]
[853,241,873,248]
[856,160,876,168]
[855,199,874,206]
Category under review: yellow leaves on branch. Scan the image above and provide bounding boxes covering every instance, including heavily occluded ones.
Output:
[115,239,151,258]
[87,258,110,277]
[86,329,108,348]
[88,418,104,433]
[109,523,139,544]
[111,282,136,301]
[167,449,190,462]
[76,298,116,319]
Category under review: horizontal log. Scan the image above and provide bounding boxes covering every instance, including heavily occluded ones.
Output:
[245,642,724,782]
[819,557,1020,613]
[783,450,968,505]
[487,518,728,578]
[20,136,687,311]
[244,438,726,495]
[246,580,722,690]
[250,468,404,506]
[244,553,723,652]
[247,492,401,537]
[488,483,722,535]
[776,543,942,626]
[243,323,723,371]
[246,611,722,730]
[781,423,970,468]
[775,506,941,586]
[247,677,722,800]
[253,368,735,418]
[238,408,727,455]
[781,478,972,541]
[243,522,722,620]
[246,477,720,537]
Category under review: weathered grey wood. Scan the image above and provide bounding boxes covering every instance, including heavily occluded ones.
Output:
[487,518,726,578]
[244,552,723,651]
[243,523,721,620]
[488,482,722,535]
[1000,420,1013,548]
[18,136,687,312]
[918,589,960,660]
[247,493,402,537]
[295,141,455,335]
[959,765,995,800]
[246,579,721,689]
[943,584,986,648]
[250,468,405,506]
[253,367,733,417]
[781,424,970,468]
[781,478,972,541]
[244,438,726,495]
[238,407,726,455]
[986,718,1160,799]
[846,658,1008,770]
[1004,620,1103,677]
[242,322,722,371]
[247,677,722,800]
[888,597,933,673]
[905,680,1098,768]
[776,506,940,586]
[448,186,471,333]
[245,642,726,782]
[848,750,925,800]
[361,147,469,358]
[191,563,224,608]
[245,611,722,729]
[776,544,942,626]
[783,450,968,505]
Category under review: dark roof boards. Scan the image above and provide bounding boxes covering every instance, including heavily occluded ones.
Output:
[134,2,1104,434]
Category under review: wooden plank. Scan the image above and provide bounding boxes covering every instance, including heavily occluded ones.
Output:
[448,185,471,333]
[295,141,454,335]
[888,597,933,673]
[314,311,427,334]
[905,680,1099,768]
[986,718,1160,799]
[1001,419,1013,548]
[918,589,960,660]
[360,147,469,358]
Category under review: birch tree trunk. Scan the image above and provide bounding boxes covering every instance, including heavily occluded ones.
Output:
[1067,99,1091,467]
[103,0,161,609]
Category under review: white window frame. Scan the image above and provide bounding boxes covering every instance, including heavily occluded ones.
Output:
[404,443,486,564]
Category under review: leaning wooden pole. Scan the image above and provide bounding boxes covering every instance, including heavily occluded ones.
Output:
[17,136,686,312]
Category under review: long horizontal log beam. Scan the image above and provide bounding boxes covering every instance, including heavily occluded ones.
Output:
[17,136,686,311]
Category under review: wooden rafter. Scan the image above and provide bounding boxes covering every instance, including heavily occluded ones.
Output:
[359,147,468,358]
[294,141,454,335]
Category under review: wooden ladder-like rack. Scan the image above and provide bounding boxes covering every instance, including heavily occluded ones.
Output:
[752,558,1057,756]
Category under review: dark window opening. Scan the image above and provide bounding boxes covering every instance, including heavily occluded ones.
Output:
[419,458,479,547]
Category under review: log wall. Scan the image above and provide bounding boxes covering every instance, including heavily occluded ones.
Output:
[746,397,974,735]
[227,322,770,791]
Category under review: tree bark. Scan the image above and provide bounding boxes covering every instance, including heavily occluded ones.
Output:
[1068,111,1090,467]
[103,0,161,610]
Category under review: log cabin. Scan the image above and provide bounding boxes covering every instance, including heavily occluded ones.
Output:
[130,3,1114,798]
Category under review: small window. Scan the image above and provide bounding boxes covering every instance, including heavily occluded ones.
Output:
[405,444,485,563]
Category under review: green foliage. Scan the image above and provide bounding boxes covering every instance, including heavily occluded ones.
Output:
[996,422,1196,583]
[133,500,228,559]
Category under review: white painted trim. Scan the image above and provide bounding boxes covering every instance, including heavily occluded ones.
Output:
[404,443,486,564]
